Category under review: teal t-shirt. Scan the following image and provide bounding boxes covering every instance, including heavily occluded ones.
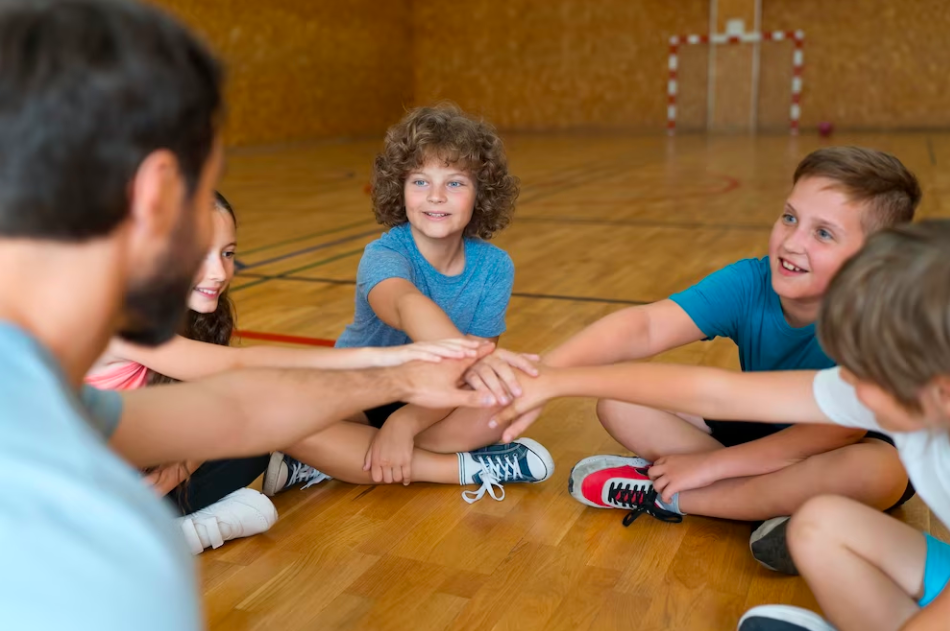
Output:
[670,257,835,372]
[0,323,200,630]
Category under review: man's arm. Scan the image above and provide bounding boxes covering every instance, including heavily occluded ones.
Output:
[494,363,832,442]
[111,350,494,468]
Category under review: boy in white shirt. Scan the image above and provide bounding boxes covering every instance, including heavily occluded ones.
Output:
[492,220,950,631]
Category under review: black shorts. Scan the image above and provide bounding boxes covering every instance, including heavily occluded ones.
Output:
[364,402,407,429]
[704,419,916,511]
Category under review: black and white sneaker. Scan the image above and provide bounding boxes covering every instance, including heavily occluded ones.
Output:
[738,605,835,631]
[262,452,331,497]
[750,516,798,575]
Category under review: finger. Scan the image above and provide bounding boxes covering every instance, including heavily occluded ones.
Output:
[465,373,493,397]
[413,351,444,363]
[492,362,522,398]
[489,401,524,427]
[363,449,372,472]
[402,464,412,486]
[475,366,510,405]
[500,408,543,443]
[383,467,394,485]
[422,344,465,359]
[447,389,497,409]
[520,353,541,362]
[372,463,383,483]
[392,466,403,484]
[495,349,539,377]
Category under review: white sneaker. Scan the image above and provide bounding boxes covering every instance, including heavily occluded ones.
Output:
[738,605,836,631]
[261,452,331,497]
[177,488,278,555]
[458,438,554,503]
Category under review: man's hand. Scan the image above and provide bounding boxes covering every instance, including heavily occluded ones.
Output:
[464,348,540,405]
[649,452,724,502]
[398,342,498,409]
[363,417,416,485]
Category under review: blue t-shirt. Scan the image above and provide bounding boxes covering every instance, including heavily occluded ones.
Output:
[336,223,515,348]
[670,257,835,373]
[0,323,200,630]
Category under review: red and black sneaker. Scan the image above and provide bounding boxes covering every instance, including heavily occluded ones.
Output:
[568,455,683,526]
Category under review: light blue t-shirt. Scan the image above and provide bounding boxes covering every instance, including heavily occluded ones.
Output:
[670,257,835,373]
[0,323,200,630]
[336,223,515,348]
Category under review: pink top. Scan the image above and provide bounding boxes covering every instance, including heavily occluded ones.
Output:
[85,361,150,391]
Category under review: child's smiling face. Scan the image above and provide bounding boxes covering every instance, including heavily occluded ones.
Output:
[403,155,476,241]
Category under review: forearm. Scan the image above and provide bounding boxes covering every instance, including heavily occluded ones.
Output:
[708,425,867,480]
[115,366,407,467]
[395,293,463,341]
[543,307,653,368]
[544,363,829,425]
[238,344,384,371]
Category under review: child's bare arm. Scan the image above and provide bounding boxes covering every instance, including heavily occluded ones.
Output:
[108,335,482,380]
[368,278,463,341]
[493,363,831,442]
[543,300,706,368]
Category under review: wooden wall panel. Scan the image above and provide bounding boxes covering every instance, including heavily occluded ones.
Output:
[152,0,413,146]
[411,0,709,132]
[763,0,950,130]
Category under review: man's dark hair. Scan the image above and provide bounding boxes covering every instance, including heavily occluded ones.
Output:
[0,0,223,240]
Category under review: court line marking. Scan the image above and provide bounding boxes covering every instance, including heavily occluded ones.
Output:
[234,272,648,305]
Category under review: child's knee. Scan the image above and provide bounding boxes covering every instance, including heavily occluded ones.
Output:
[789,495,850,559]
[596,398,629,430]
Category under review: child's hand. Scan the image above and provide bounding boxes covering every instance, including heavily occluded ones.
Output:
[464,348,541,406]
[489,366,557,442]
[649,453,723,502]
[377,338,484,367]
[363,418,417,485]
[143,460,202,497]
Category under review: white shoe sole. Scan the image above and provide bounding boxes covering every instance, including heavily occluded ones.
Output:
[738,605,835,631]
[568,455,651,508]
[515,437,555,482]
[262,452,286,497]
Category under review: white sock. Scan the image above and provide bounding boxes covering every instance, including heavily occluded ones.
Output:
[457,452,481,485]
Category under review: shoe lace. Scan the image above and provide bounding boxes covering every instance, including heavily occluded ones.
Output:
[286,459,326,489]
[461,452,523,504]
[605,481,683,527]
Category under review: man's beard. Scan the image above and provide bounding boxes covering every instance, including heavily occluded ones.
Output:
[118,213,204,347]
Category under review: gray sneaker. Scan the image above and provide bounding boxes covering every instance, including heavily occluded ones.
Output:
[262,452,331,497]
[750,516,798,575]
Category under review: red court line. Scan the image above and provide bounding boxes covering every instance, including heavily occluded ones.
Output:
[235,330,336,347]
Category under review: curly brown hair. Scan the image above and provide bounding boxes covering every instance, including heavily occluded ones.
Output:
[371,104,519,240]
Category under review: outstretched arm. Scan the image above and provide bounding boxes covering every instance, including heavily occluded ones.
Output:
[105,335,481,381]
[493,362,830,442]
[111,345,495,468]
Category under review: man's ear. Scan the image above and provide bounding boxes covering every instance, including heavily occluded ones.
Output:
[126,149,184,244]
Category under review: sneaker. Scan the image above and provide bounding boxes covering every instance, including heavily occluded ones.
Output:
[738,605,836,631]
[458,438,554,503]
[750,516,798,575]
[568,455,683,526]
[176,488,278,555]
[261,452,331,497]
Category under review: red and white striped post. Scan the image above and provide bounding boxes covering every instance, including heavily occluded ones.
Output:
[666,29,804,136]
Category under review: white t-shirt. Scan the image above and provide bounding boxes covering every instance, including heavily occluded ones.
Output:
[814,367,950,530]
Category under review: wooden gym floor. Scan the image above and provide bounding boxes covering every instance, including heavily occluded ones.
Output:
[202,132,950,631]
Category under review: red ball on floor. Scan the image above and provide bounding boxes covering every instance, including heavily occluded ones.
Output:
[818,121,834,137]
